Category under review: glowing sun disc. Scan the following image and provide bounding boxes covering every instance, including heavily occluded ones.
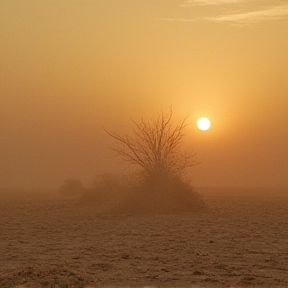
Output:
[197,117,211,131]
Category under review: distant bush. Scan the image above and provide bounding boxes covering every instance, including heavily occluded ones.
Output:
[58,178,84,197]
[82,172,130,207]
[82,172,205,214]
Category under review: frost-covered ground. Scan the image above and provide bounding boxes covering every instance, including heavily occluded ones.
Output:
[1,188,288,288]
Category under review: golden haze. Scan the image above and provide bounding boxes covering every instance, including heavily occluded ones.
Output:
[1,0,288,188]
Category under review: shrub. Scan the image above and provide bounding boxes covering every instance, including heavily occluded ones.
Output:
[83,172,205,214]
[58,178,84,197]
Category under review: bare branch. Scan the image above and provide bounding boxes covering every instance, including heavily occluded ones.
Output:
[103,110,199,177]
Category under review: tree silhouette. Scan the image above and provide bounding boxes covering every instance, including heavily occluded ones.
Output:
[104,109,199,180]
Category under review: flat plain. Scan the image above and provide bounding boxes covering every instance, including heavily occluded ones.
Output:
[1,187,288,288]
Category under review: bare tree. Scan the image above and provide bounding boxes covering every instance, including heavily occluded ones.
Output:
[104,109,199,179]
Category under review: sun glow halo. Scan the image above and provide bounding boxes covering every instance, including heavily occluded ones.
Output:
[197,117,211,131]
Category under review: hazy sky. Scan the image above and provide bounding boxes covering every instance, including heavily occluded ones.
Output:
[1,0,288,189]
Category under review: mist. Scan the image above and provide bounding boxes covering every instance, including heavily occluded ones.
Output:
[1,1,288,189]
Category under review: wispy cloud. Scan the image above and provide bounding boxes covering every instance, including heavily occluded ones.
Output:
[164,1,288,24]
[206,4,288,23]
[181,0,244,7]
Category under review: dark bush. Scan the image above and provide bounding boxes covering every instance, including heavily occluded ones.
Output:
[82,172,205,214]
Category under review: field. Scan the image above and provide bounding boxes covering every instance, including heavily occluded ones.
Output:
[1,187,288,288]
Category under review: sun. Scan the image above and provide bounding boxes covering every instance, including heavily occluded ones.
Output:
[197,117,211,131]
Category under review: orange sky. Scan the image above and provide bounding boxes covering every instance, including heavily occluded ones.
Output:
[1,0,288,189]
